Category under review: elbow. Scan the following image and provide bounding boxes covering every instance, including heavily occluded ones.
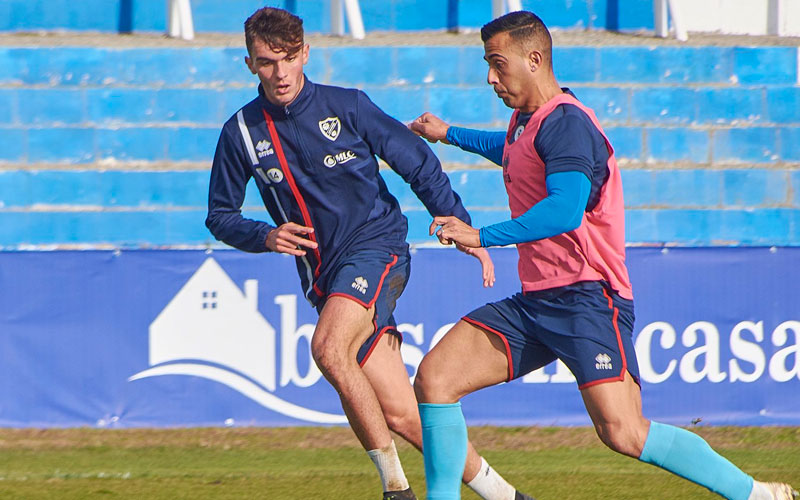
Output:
[205,212,218,236]
[562,210,584,233]
[205,211,227,242]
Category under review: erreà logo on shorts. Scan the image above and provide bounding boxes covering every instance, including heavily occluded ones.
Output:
[595,353,613,370]
[256,139,274,158]
[323,150,357,168]
[351,276,368,295]
[318,116,341,141]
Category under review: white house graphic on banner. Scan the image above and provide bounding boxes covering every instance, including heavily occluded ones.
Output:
[128,257,346,424]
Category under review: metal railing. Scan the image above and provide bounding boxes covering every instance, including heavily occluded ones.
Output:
[331,0,366,39]
[167,0,194,40]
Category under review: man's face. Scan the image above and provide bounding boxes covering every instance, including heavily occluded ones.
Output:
[483,32,534,109]
[246,37,309,107]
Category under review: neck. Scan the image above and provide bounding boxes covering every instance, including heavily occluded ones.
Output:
[518,75,562,114]
[286,74,306,106]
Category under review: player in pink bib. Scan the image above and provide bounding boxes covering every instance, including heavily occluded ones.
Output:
[409,10,797,500]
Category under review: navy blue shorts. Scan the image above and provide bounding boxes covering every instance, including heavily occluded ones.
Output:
[316,249,410,366]
[463,281,639,389]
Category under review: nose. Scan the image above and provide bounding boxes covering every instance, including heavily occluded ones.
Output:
[275,60,289,80]
[487,67,499,86]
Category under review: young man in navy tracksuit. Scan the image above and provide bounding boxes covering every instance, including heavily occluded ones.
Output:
[206,7,534,500]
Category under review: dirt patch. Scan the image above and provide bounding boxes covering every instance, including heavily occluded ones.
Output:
[0,29,798,48]
[1,426,797,452]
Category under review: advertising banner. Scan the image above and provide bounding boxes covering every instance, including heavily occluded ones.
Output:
[0,247,798,428]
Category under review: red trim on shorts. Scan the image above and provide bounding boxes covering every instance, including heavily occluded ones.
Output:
[578,288,628,390]
[462,316,514,381]
[262,109,324,297]
[359,326,401,368]
[327,292,369,306]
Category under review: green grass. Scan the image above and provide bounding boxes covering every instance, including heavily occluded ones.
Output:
[0,427,797,499]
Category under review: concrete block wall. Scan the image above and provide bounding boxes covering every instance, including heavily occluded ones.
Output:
[2,45,799,166]
[1,43,799,247]
[1,168,798,247]
[0,0,655,34]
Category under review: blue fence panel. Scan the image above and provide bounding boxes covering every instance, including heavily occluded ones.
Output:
[0,247,798,427]
[0,0,658,33]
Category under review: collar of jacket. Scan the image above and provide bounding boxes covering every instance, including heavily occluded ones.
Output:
[258,75,315,118]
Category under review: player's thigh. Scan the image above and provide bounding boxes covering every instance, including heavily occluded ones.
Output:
[581,375,644,426]
[415,319,510,403]
[317,249,409,362]
[533,281,640,390]
[314,296,376,358]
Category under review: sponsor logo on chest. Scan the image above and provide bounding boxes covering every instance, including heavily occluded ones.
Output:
[323,150,357,168]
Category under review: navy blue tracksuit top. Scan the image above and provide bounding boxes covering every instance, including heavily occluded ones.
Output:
[206,78,470,305]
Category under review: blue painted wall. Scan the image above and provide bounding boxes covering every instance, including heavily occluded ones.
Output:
[1,45,798,165]
[0,0,654,33]
[1,41,798,247]
[1,168,799,247]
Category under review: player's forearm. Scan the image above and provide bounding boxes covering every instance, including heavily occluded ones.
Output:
[446,127,505,166]
[479,171,590,247]
[413,176,472,226]
[205,209,274,253]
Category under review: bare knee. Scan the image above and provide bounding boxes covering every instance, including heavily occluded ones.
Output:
[594,418,650,458]
[311,333,353,382]
[413,357,458,404]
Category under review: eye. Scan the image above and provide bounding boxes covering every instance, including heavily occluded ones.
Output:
[286,55,297,62]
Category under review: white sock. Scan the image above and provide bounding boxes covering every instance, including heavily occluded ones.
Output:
[367,440,409,492]
[748,481,774,500]
[466,457,516,500]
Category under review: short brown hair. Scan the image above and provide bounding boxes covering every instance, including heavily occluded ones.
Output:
[481,11,552,65]
[244,7,304,55]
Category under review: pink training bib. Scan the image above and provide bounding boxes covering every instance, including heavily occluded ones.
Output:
[501,92,633,299]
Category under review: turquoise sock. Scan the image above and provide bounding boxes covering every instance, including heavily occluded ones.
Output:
[639,421,754,500]
[419,403,468,500]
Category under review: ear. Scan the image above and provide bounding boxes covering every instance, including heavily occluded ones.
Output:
[301,43,310,65]
[245,55,257,75]
[528,50,544,73]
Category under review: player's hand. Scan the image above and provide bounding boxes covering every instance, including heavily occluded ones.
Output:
[429,216,480,248]
[408,112,451,144]
[457,244,495,287]
[266,222,318,256]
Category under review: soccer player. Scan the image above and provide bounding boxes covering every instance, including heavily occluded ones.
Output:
[206,7,534,500]
[409,10,798,500]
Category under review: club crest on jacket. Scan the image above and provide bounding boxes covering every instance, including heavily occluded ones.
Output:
[318,116,341,141]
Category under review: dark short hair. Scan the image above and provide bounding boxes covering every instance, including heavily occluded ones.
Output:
[481,11,552,62]
[244,7,304,55]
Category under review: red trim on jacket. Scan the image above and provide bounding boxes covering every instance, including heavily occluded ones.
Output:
[262,109,324,296]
